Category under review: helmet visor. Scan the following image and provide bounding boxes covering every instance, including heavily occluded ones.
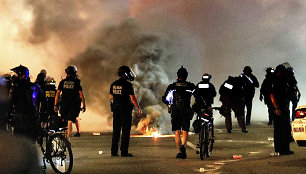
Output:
[126,69,136,81]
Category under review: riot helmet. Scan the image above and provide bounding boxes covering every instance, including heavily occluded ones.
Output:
[35,72,46,84]
[44,76,56,86]
[118,65,136,81]
[243,66,252,75]
[287,67,295,76]
[202,73,212,82]
[10,65,29,79]
[265,67,274,77]
[65,65,77,76]
[275,64,287,77]
[177,66,188,80]
[40,69,47,75]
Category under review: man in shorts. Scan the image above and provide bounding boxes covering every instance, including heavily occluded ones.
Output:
[162,66,195,159]
[54,65,86,139]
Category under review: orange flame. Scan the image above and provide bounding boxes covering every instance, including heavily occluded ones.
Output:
[142,127,161,138]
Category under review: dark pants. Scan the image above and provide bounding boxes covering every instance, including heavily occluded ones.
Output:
[244,96,254,125]
[266,99,275,124]
[220,96,246,132]
[14,112,38,142]
[111,107,132,155]
[273,108,291,153]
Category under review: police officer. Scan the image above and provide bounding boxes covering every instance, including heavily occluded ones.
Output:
[286,67,301,121]
[194,73,216,108]
[240,66,259,126]
[260,67,275,125]
[192,73,216,134]
[219,76,247,133]
[39,76,59,128]
[44,76,57,116]
[35,69,47,92]
[110,65,141,157]
[54,65,86,139]
[270,64,293,155]
[9,65,42,141]
[162,66,195,159]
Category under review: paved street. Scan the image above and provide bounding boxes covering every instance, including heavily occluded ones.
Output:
[44,122,306,174]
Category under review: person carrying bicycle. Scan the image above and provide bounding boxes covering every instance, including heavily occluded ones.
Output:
[162,66,195,159]
[192,73,216,133]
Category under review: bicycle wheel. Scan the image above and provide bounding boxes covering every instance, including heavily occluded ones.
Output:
[205,122,214,157]
[199,125,206,160]
[46,133,73,174]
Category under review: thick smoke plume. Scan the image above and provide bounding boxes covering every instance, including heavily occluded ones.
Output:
[70,19,173,133]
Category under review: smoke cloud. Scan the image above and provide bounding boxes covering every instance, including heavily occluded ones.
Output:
[1,0,306,131]
[69,19,174,133]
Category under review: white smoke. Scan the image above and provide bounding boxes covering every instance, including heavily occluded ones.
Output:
[67,19,178,133]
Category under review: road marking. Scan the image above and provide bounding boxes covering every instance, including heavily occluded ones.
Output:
[215,140,268,144]
[186,141,198,151]
[194,159,238,174]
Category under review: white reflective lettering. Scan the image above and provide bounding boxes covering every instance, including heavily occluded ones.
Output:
[199,84,209,89]
[63,81,74,89]
[202,75,209,79]
[224,83,233,90]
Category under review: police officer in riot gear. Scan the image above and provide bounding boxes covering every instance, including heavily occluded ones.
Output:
[219,76,247,133]
[54,65,86,139]
[270,64,293,155]
[240,66,259,126]
[194,73,216,108]
[192,73,216,133]
[35,69,47,92]
[162,66,195,159]
[260,67,275,125]
[9,65,42,141]
[110,65,141,157]
[286,67,301,121]
[39,76,59,128]
[44,76,57,116]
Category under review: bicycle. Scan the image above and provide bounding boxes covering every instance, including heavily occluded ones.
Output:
[194,107,221,160]
[37,115,73,174]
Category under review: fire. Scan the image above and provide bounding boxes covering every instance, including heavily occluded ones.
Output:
[142,127,161,138]
[131,126,175,138]
[135,116,162,138]
[133,113,174,138]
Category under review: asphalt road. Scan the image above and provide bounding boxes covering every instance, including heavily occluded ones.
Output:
[44,122,306,174]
